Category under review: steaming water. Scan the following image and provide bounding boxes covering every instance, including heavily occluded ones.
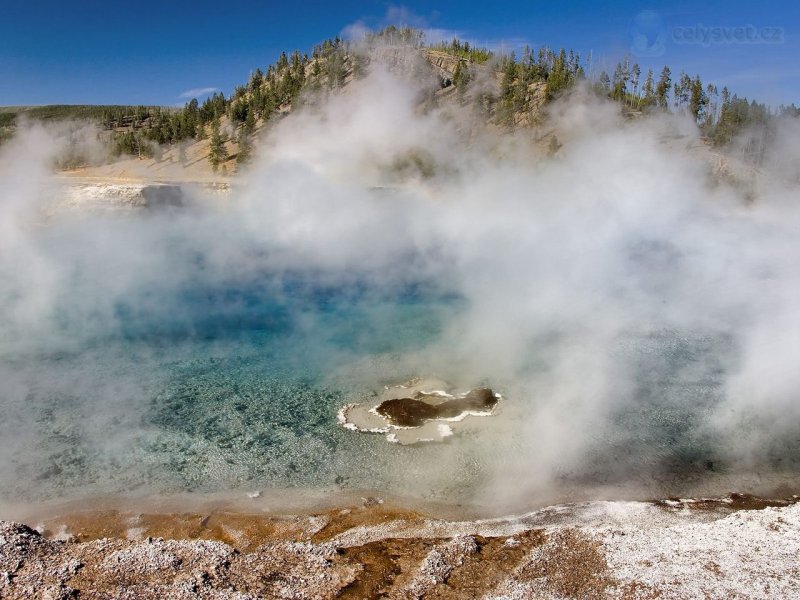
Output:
[5,75,800,511]
[2,209,791,508]
[0,254,468,502]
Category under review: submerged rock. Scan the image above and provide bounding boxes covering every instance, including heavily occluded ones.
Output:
[338,380,501,445]
[376,388,499,427]
[140,184,184,209]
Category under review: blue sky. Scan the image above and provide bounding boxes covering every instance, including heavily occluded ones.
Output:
[0,1,796,107]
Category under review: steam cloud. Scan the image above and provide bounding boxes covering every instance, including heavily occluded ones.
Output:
[2,54,800,512]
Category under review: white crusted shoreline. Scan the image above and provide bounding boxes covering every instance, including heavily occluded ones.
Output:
[1,493,798,599]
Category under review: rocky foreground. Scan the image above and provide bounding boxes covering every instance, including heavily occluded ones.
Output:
[1,494,799,599]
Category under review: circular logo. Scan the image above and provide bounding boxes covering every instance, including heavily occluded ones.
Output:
[630,10,667,57]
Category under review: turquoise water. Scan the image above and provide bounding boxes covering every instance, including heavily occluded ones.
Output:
[2,285,789,505]
[0,265,477,501]
[3,211,800,508]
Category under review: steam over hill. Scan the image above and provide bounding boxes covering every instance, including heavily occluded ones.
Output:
[1,26,796,180]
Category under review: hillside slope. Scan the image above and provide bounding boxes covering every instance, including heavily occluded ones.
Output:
[58,45,545,184]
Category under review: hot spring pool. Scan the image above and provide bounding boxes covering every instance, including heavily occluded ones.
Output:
[3,268,798,512]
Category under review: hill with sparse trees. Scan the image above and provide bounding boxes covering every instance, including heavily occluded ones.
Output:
[2,26,796,177]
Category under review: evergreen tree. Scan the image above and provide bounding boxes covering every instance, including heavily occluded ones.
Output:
[704,83,719,128]
[712,92,771,148]
[352,53,367,79]
[689,75,708,123]
[208,118,228,171]
[598,71,611,94]
[453,60,471,97]
[655,66,672,109]
[674,72,692,111]
[248,68,264,93]
[244,109,256,135]
[237,129,253,165]
[499,56,521,122]
[325,52,347,89]
[643,69,655,105]
[277,51,289,72]
[546,48,571,99]
[611,60,629,101]
[630,63,641,104]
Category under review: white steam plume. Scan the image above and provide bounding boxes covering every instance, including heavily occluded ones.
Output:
[2,54,800,510]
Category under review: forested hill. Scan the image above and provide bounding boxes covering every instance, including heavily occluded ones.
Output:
[2,26,797,172]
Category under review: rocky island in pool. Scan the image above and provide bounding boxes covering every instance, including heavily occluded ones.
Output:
[338,379,502,445]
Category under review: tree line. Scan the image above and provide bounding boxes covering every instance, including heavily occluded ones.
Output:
[24,27,790,166]
[446,42,793,152]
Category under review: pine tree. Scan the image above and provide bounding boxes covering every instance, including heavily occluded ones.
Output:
[630,63,641,105]
[244,109,256,135]
[674,72,692,111]
[453,60,471,97]
[546,48,571,99]
[499,56,521,122]
[643,69,655,105]
[689,75,708,123]
[237,129,253,165]
[248,68,264,93]
[277,51,288,72]
[655,66,672,109]
[611,60,629,101]
[705,83,719,128]
[208,118,228,171]
[598,71,611,94]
